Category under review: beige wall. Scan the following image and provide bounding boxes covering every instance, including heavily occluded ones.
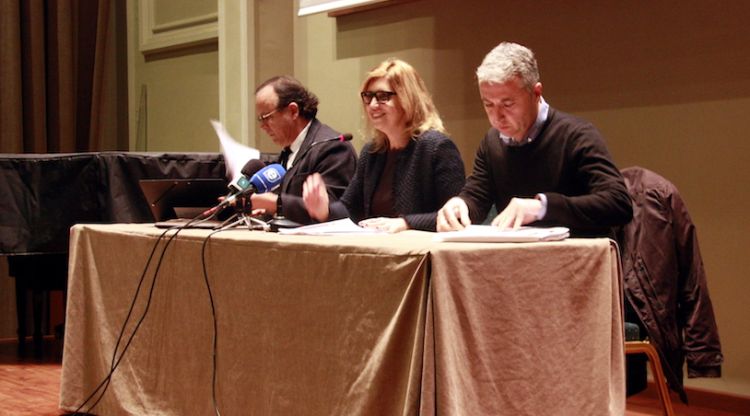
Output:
[135,49,220,151]
[125,1,296,153]
[127,0,220,152]
[253,1,295,151]
[292,0,750,396]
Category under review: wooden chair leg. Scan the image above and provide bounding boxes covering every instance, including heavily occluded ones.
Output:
[625,341,675,416]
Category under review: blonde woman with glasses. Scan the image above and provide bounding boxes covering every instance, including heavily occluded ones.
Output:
[303,58,465,232]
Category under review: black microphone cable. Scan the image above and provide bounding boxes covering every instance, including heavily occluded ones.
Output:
[72,225,182,414]
[197,204,265,416]
[199,225,237,416]
[70,211,219,415]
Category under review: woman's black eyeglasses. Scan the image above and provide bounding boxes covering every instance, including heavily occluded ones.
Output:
[360,90,397,104]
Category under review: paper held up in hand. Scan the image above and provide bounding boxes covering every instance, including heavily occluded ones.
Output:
[279,218,386,236]
[210,120,260,183]
[433,225,570,243]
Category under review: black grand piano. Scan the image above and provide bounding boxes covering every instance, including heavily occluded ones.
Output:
[1,152,227,356]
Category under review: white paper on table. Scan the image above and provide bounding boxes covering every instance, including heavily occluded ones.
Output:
[433,225,570,243]
[279,218,386,235]
[210,119,260,183]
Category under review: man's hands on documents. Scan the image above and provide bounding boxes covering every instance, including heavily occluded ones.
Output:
[437,197,472,232]
[438,196,542,232]
[491,197,542,229]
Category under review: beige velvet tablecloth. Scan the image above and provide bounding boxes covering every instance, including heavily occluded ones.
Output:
[60,223,624,415]
[422,239,625,415]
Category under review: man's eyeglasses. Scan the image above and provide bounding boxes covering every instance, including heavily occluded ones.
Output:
[257,108,279,123]
[360,90,397,105]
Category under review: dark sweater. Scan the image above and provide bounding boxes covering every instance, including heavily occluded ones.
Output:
[329,129,465,231]
[460,108,632,237]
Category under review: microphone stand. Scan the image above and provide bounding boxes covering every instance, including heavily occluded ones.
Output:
[218,211,270,231]
[245,215,271,231]
[217,212,240,229]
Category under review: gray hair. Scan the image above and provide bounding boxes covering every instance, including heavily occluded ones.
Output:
[476,42,540,90]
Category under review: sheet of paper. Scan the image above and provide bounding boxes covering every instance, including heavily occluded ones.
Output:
[433,225,570,243]
[210,120,260,183]
[279,218,386,235]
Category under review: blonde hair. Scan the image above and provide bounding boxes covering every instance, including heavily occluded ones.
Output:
[361,58,445,152]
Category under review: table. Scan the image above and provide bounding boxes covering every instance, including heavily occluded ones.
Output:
[60,223,624,415]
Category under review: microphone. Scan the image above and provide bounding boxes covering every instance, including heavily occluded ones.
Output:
[228,159,266,193]
[247,163,286,193]
[335,133,353,142]
[311,133,352,146]
[202,163,286,218]
[220,163,286,207]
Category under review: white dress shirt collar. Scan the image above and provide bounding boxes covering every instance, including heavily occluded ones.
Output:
[286,120,312,168]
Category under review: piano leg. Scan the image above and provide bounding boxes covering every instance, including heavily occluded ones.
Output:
[14,277,28,356]
[8,254,68,358]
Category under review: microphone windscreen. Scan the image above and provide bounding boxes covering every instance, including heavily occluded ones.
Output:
[250,164,286,193]
[228,159,267,193]
[240,159,266,176]
[340,133,353,141]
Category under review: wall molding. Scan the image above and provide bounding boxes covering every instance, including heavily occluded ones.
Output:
[139,1,218,54]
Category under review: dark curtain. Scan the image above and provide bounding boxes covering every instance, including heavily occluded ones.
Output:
[0,0,121,153]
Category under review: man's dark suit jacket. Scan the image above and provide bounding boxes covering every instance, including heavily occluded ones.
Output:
[277,118,357,224]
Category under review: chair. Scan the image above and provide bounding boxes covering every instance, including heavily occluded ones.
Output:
[624,322,675,416]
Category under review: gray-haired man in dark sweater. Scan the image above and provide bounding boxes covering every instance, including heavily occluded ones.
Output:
[437,42,632,237]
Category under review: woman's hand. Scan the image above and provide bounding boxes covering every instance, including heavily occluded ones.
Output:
[358,217,409,233]
[302,173,330,222]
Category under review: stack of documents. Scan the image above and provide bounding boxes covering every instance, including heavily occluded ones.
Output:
[279,218,385,235]
[433,225,570,243]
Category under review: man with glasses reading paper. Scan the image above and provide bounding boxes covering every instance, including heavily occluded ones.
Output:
[249,76,357,225]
